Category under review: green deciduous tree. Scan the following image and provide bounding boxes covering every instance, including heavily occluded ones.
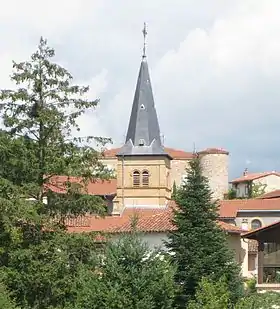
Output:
[227,187,237,200]
[250,183,267,198]
[187,277,231,309]
[0,282,18,309]
[235,292,280,309]
[0,37,111,308]
[75,233,176,309]
[167,154,243,308]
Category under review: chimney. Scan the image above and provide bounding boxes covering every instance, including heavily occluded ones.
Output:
[243,168,248,176]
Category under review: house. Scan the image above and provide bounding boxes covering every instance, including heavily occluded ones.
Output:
[242,221,280,292]
[45,27,280,288]
[230,169,280,198]
[219,197,280,279]
[65,200,246,272]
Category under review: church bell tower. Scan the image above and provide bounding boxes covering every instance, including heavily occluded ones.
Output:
[114,24,172,213]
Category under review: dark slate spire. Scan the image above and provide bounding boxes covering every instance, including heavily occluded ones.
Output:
[117,24,171,158]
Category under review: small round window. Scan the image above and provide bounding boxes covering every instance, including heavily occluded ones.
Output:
[251,219,262,230]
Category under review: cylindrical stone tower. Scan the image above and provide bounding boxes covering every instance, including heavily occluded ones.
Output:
[198,148,229,200]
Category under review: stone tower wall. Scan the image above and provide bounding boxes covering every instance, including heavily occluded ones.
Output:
[170,159,191,187]
[199,151,229,200]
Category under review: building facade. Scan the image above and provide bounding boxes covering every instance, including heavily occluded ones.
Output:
[100,44,229,212]
[230,170,280,198]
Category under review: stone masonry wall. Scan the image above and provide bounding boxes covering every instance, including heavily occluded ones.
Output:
[199,153,229,200]
[170,159,190,186]
[101,151,229,201]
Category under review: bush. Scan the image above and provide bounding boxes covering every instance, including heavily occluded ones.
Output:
[244,276,257,294]
[236,292,280,309]
[187,277,231,309]
[0,283,18,309]
[74,233,176,309]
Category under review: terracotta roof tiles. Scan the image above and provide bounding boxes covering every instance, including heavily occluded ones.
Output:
[198,148,229,155]
[218,221,243,234]
[219,198,280,218]
[230,172,280,184]
[67,203,243,235]
[103,147,193,159]
[257,190,280,199]
[45,176,117,196]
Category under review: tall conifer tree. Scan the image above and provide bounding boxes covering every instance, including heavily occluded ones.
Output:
[0,38,110,308]
[167,154,243,308]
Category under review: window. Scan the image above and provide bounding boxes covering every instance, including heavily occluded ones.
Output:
[138,139,145,146]
[142,170,149,186]
[263,243,280,283]
[133,170,140,187]
[251,219,262,230]
[245,184,249,196]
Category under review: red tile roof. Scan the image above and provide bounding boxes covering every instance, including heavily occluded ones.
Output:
[67,204,243,235]
[198,148,229,155]
[219,198,280,218]
[66,208,172,233]
[230,172,280,184]
[257,190,280,199]
[103,147,193,159]
[108,208,176,233]
[218,221,243,234]
[46,176,117,196]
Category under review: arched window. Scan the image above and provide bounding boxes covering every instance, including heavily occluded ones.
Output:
[133,170,140,187]
[251,219,262,230]
[142,170,149,187]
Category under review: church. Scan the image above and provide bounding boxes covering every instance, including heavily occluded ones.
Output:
[99,25,229,214]
[63,25,245,268]
[53,26,280,290]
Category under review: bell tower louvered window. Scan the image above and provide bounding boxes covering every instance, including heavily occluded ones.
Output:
[142,170,149,187]
[133,170,140,187]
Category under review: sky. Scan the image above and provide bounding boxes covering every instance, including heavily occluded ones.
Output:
[0,0,280,178]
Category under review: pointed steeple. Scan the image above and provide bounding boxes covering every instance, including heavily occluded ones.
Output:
[117,24,171,158]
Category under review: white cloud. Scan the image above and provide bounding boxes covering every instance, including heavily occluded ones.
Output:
[0,0,99,35]
[1,0,280,175]
[150,0,280,150]
[77,69,110,141]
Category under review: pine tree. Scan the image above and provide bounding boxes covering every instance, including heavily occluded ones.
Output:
[172,181,177,199]
[167,154,243,308]
[0,37,111,308]
[75,233,176,309]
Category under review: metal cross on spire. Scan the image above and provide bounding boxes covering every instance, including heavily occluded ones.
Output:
[142,22,147,59]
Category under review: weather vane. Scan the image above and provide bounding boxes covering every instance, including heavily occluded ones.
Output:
[142,22,147,58]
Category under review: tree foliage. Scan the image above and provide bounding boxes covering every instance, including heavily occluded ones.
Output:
[227,187,237,200]
[172,181,178,199]
[74,233,176,309]
[187,277,231,309]
[0,37,111,308]
[167,155,243,308]
[188,277,280,309]
[250,182,267,198]
[0,282,18,309]
[236,292,280,309]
